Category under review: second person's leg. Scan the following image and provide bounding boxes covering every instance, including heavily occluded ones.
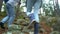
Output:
[34,0,41,34]
[26,0,35,16]
[6,3,15,27]
[26,0,36,29]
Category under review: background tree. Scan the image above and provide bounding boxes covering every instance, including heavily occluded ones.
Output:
[0,0,3,14]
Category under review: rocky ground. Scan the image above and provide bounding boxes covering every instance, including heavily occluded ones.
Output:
[0,14,60,34]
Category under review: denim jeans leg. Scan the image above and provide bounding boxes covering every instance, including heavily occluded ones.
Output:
[1,16,9,23]
[6,3,15,27]
[1,3,11,23]
[34,0,41,23]
[34,0,41,34]
[26,0,35,16]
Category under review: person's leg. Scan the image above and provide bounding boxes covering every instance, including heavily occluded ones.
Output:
[34,0,41,23]
[8,15,15,27]
[34,0,41,34]
[0,2,11,29]
[34,22,39,34]
[26,0,35,16]
[0,16,9,29]
[1,16,9,23]
[6,3,15,27]
[26,0,37,29]
[0,0,10,23]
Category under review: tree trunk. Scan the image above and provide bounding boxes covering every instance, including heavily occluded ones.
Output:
[0,0,3,15]
[0,0,3,11]
[54,0,60,17]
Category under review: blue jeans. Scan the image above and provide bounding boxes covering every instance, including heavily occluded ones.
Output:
[26,0,41,23]
[26,0,41,34]
[1,3,15,27]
